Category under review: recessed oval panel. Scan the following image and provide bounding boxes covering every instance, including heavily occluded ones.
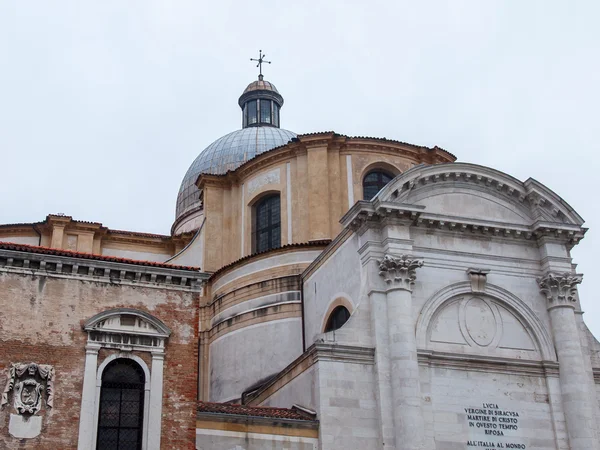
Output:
[465,297,496,347]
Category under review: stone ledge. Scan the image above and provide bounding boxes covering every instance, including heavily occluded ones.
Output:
[418,350,559,377]
[0,248,208,291]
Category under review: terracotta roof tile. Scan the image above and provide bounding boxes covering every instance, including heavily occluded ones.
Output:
[0,241,200,271]
[197,401,316,421]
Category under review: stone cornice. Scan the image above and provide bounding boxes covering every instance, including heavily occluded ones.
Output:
[538,272,583,310]
[0,248,207,291]
[341,201,586,247]
[417,350,560,377]
[378,163,585,227]
[195,133,455,189]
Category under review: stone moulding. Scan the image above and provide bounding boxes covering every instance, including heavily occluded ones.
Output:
[84,308,172,352]
[415,281,555,361]
[0,248,207,291]
[340,162,587,249]
[538,272,583,308]
[1,362,55,415]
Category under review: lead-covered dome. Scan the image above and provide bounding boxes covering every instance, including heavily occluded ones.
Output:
[175,127,296,218]
[174,75,295,231]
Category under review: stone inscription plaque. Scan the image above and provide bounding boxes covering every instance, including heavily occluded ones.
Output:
[465,402,525,449]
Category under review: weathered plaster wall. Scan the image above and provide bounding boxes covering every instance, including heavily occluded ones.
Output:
[101,246,171,262]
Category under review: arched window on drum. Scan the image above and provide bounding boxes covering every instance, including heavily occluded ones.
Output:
[363,170,394,201]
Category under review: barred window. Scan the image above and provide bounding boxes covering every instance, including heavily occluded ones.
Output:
[96,359,145,450]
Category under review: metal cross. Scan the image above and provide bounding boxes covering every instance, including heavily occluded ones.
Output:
[250,50,271,77]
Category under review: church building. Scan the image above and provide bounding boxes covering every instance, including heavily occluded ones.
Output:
[1,59,599,450]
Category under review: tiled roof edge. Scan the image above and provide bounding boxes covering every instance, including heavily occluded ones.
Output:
[0,241,200,271]
[197,401,317,422]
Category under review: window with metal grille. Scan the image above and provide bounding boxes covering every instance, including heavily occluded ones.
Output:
[254,194,281,253]
[96,359,145,450]
[324,306,351,332]
[363,170,394,201]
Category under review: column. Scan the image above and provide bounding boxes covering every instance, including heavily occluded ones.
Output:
[538,272,600,450]
[77,342,100,450]
[147,350,165,450]
[379,254,428,450]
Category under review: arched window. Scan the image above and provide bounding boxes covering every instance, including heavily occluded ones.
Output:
[324,306,351,332]
[254,194,281,253]
[363,170,394,201]
[97,359,145,450]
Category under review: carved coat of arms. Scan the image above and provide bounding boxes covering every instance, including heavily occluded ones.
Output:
[1,362,55,415]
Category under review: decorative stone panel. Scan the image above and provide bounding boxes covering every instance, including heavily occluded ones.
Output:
[1,362,55,439]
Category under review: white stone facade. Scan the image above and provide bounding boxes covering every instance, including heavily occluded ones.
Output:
[256,162,600,450]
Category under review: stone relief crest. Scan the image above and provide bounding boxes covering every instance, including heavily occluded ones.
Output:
[1,362,55,416]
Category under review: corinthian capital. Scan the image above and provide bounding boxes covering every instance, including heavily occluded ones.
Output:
[537,272,582,308]
[378,254,423,291]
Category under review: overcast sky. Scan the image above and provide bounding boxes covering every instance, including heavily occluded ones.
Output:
[0,1,598,336]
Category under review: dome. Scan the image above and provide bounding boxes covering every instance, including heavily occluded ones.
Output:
[175,127,296,219]
[243,79,279,95]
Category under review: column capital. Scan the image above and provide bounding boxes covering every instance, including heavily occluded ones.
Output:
[538,272,582,309]
[85,342,101,354]
[150,349,166,360]
[378,254,423,292]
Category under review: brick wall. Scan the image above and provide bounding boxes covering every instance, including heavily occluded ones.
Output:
[0,269,199,450]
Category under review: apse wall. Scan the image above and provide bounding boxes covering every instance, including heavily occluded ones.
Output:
[202,245,325,402]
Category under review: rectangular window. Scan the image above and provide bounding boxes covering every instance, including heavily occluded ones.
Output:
[260,99,271,124]
[273,105,279,127]
[247,100,258,125]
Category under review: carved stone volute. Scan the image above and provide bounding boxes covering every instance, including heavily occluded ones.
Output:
[538,272,582,309]
[378,254,423,291]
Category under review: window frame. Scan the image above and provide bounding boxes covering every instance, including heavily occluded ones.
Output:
[96,358,146,450]
[253,193,281,253]
[362,169,394,201]
[324,306,351,332]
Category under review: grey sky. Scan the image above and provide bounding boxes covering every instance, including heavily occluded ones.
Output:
[1,1,598,336]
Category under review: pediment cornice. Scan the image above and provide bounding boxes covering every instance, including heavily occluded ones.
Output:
[341,200,586,248]
[375,163,584,228]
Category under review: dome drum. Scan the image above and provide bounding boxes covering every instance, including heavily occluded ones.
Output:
[174,75,295,231]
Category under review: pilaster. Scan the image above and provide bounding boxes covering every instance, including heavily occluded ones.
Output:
[77,343,100,450]
[538,272,600,450]
[147,350,165,450]
[378,254,428,450]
